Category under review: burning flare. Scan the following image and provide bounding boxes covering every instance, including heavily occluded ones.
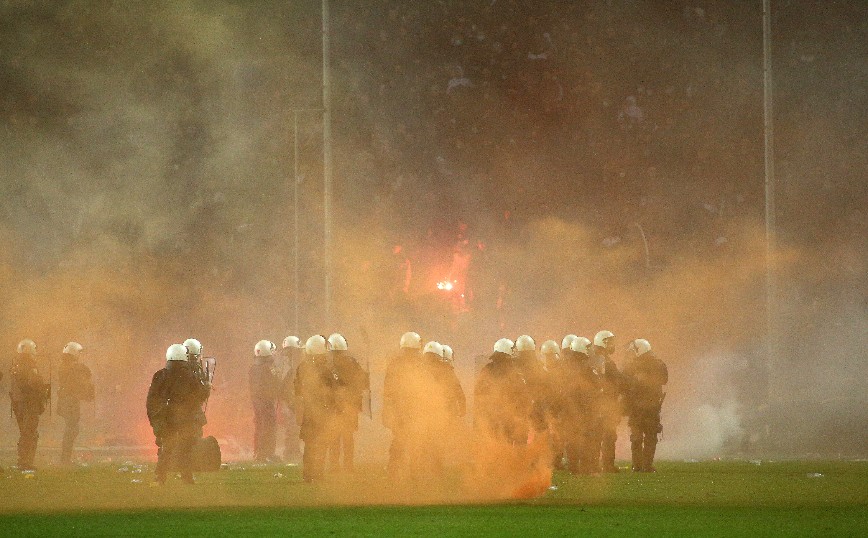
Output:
[437,280,456,291]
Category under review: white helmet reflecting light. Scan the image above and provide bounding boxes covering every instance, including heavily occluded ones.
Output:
[63,341,83,356]
[254,340,276,357]
[629,338,652,357]
[282,336,302,349]
[570,336,592,356]
[493,338,515,355]
[166,344,188,362]
[17,339,37,355]
[423,341,443,357]
[515,335,536,352]
[328,333,348,351]
[305,335,328,355]
[593,330,615,349]
[561,334,578,350]
[540,340,559,356]
[183,338,203,357]
[400,331,422,349]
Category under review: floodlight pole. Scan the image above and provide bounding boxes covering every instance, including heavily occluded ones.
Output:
[322,0,333,327]
[763,0,779,403]
[290,108,322,334]
[293,110,300,335]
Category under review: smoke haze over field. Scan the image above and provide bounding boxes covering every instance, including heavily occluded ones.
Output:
[1,0,866,484]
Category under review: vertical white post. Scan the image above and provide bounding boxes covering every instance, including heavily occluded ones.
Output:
[763,0,779,402]
[293,111,300,335]
[322,0,333,327]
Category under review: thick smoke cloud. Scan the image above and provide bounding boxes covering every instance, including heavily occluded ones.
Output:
[1,0,865,480]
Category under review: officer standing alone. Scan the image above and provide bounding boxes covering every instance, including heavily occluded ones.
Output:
[57,342,94,465]
[623,339,668,472]
[146,344,211,484]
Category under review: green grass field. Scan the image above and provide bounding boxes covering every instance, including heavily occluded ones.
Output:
[0,460,865,536]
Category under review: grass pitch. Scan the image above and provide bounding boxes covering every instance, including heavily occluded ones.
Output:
[0,460,865,536]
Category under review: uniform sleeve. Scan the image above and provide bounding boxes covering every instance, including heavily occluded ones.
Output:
[146,371,165,424]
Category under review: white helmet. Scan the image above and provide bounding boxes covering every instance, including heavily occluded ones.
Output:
[183,338,203,357]
[570,336,592,356]
[17,339,37,355]
[305,335,328,355]
[493,338,515,355]
[515,335,536,352]
[282,336,302,349]
[423,341,443,357]
[593,330,615,349]
[540,340,559,356]
[254,340,276,357]
[166,343,188,362]
[400,331,422,349]
[628,338,652,357]
[63,341,83,356]
[442,345,454,362]
[328,333,348,351]
[561,334,578,350]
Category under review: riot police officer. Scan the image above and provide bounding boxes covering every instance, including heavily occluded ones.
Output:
[183,338,208,437]
[295,335,339,482]
[382,331,423,476]
[249,340,281,463]
[474,338,530,444]
[623,339,668,472]
[590,330,625,473]
[280,336,303,462]
[327,333,369,473]
[57,342,94,465]
[11,339,49,470]
[146,344,211,484]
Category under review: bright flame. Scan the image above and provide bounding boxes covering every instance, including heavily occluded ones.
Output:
[437,280,455,291]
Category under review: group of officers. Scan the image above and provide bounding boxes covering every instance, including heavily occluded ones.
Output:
[8,339,94,471]
[9,328,667,486]
[246,334,370,482]
[474,331,668,476]
[386,330,668,481]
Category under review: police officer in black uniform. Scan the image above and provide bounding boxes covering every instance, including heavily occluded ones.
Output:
[57,341,94,465]
[295,335,339,482]
[326,333,369,473]
[623,339,668,472]
[590,330,624,473]
[249,339,281,463]
[146,343,211,484]
[474,338,531,445]
[279,336,304,462]
[382,331,423,477]
[11,339,49,470]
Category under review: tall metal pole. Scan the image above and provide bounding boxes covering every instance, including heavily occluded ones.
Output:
[763,0,779,403]
[293,111,300,335]
[322,0,333,327]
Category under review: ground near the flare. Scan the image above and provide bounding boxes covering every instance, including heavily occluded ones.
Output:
[0,460,865,536]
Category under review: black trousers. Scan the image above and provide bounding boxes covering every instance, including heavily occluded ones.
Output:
[329,427,356,472]
[252,401,277,461]
[60,405,81,463]
[155,426,198,482]
[13,402,40,469]
[629,410,661,471]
